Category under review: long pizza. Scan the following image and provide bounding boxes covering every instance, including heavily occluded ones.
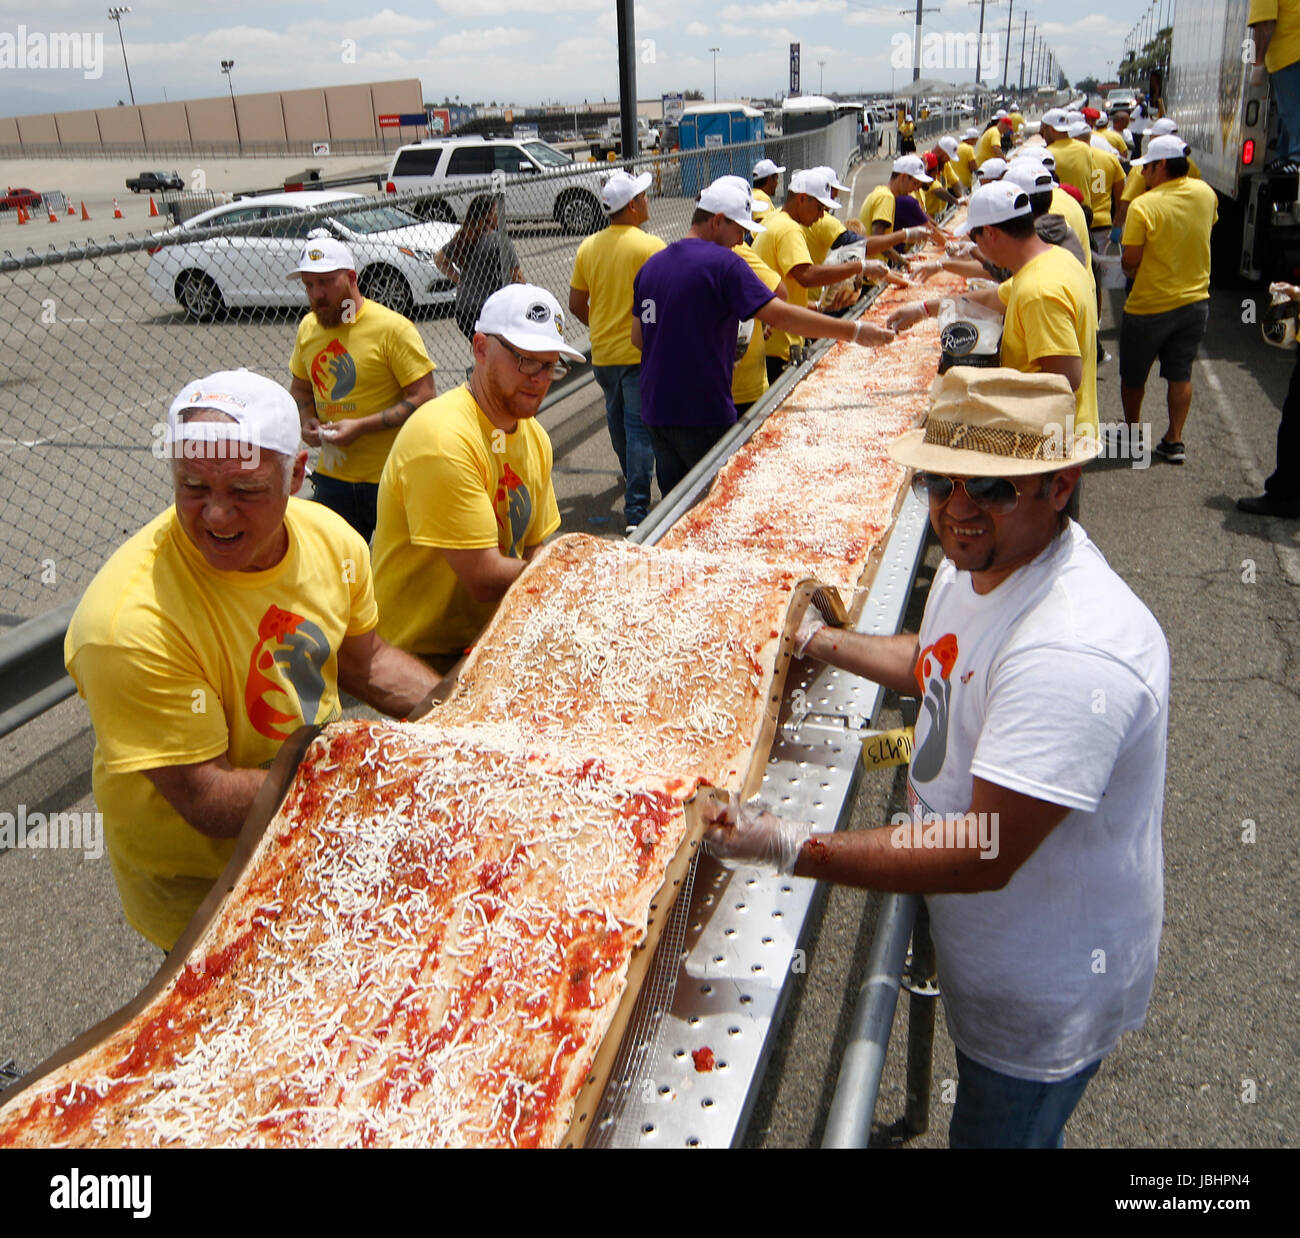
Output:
[0,721,700,1148]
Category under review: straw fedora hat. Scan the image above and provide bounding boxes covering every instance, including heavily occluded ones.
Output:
[888,367,1102,477]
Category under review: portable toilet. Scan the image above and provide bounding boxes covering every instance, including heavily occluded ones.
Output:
[780,94,837,135]
[677,103,765,196]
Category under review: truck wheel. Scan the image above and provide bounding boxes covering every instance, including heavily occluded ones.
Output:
[175,271,226,321]
[359,264,415,317]
[558,191,602,235]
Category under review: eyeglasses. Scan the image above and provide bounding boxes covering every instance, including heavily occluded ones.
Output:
[911,471,1025,513]
[493,336,570,381]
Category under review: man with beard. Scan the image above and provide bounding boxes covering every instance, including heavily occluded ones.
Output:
[288,230,436,541]
[372,285,584,669]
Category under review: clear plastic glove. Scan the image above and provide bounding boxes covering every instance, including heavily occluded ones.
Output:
[793,602,827,659]
[911,260,943,282]
[903,225,931,245]
[946,240,976,259]
[861,259,893,282]
[885,302,925,332]
[703,800,814,875]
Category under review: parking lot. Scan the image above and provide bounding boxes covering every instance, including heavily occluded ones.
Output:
[0,151,1296,1150]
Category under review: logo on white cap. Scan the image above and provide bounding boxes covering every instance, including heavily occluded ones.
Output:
[473,284,586,361]
[160,369,303,466]
[290,228,355,277]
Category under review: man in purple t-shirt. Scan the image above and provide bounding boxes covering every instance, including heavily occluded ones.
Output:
[631,175,896,497]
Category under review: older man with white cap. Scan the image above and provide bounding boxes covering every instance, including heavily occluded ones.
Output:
[889,181,1098,437]
[65,369,441,951]
[629,174,895,494]
[373,285,583,665]
[1119,135,1219,464]
[703,365,1169,1149]
[751,157,786,219]
[1041,108,1096,209]
[287,230,436,543]
[568,169,665,533]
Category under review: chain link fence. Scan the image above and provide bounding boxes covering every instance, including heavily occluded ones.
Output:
[0,118,879,624]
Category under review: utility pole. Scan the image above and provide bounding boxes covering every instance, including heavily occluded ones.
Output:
[900,2,940,86]
[709,47,719,101]
[616,0,638,158]
[1001,0,1014,96]
[107,7,135,106]
[221,59,241,152]
[1017,10,1028,97]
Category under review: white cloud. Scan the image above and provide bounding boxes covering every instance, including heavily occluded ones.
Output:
[436,0,605,13]
[721,0,844,18]
[436,27,532,55]
[686,22,711,37]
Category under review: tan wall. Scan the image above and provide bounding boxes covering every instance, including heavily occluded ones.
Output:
[324,85,378,141]
[0,79,424,149]
[96,108,145,145]
[282,91,329,143]
[17,114,59,144]
[186,98,237,145]
[139,102,190,145]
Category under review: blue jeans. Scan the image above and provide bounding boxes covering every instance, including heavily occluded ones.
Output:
[948,1047,1102,1149]
[593,364,655,527]
[309,472,378,543]
[1272,60,1300,162]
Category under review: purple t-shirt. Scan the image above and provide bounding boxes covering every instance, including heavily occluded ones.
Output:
[632,236,776,428]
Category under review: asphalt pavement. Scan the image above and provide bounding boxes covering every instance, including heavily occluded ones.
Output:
[0,152,1296,1150]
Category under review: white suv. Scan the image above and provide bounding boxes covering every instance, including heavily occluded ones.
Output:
[385,136,607,234]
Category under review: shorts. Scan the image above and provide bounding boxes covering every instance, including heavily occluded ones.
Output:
[1120,301,1209,387]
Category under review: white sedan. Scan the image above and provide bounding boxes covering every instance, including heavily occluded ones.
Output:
[146,190,458,321]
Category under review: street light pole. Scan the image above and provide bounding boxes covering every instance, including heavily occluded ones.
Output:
[107,7,135,106]
[709,47,719,101]
[221,60,242,152]
[819,59,827,94]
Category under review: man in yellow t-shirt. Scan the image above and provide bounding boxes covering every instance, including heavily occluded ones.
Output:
[1112,118,1203,239]
[858,156,939,265]
[955,129,980,189]
[974,113,1013,166]
[732,241,786,412]
[373,285,580,663]
[64,370,440,950]
[750,157,786,220]
[887,182,1098,437]
[1041,109,1095,209]
[1249,0,1300,171]
[288,234,436,543]
[1074,117,1124,240]
[569,170,666,532]
[1096,114,1131,164]
[1119,136,1219,464]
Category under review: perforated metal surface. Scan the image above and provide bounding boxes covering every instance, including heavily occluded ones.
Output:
[594,492,931,1147]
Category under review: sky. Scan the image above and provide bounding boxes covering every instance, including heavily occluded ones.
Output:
[0,1,1166,119]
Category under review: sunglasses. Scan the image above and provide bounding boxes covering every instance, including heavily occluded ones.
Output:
[911,471,1026,513]
[494,336,570,381]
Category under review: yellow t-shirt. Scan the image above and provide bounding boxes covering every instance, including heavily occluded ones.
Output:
[1087,144,1126,229]
[1047,138,1095,205]
[1099,128,1129,159]
[1051,186,1095,282]
[751,186,774,219]
[859,183,897,232]
[997,246,1099,435]
[752,208,814,361]
[64,500,377,949]
[954,144,978,190]
[1248,0,1300,72]
[1121,177,1219,315]
[372,385,560,658]
[804,212,847,265]
[974,126,1004,166]
[570,223,666,367]
[289,298,435,485]
[732,243,784,406]
[1121,155,1202,202]
[1010,112,1025,133]
[923,163,961,217]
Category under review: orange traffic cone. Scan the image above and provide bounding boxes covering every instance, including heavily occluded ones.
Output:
[81,201,90,221]
[47,203,58,222]
[113,198,123,219]
[17,205,27,224]
[148,196,158,217]
[67,199,76,215]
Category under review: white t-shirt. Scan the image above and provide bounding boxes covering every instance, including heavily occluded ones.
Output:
[907,521,1168,1082]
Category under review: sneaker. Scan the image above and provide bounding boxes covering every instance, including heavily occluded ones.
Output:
[1266,158,1300,175]
[1237,493,1300,518]
[624,524,640,538]
[1154,438,1186,464]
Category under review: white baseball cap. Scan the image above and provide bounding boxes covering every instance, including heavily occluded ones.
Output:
[473,284,586,361]
[1042,108,1071,130]
[1016,146,1057,172]
[1067,118,1092,139]
[994,108,1009,119]
[789,168,844,209]
[601,169,652,215]
[1133,134,1190,166]
[1149,117,1179,136]
[954,181,1033,235]
[892,154,933,184]
[167,369,302,461]
[753,158,786,178]
[937,136,959,158]
[810,165,851,193]
[698,175,767,231]
[962,128,980,142]
[977,157,1008,182]
[1001,160,1054,196]
[290,229,355,277]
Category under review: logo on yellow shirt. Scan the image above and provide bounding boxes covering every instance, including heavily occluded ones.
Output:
[244,604,330,739]
[494,462,533,557]
[310,339,357,401]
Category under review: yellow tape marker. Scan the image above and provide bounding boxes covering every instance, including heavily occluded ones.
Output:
[860,726,915,770]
